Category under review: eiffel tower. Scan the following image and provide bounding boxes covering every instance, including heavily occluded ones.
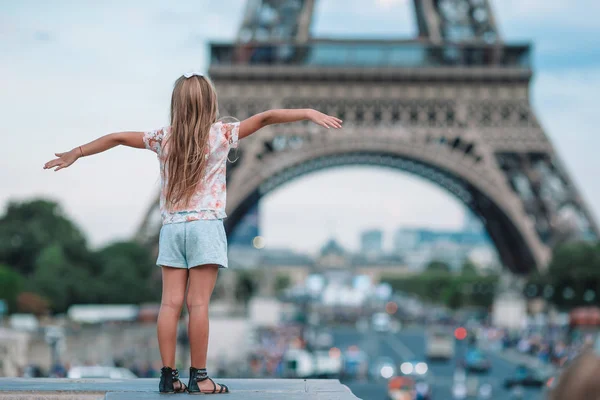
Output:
[136,0,598,273]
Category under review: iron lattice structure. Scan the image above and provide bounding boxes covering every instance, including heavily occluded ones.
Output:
[136,0,598,273]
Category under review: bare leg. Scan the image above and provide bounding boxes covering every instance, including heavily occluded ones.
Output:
[157,266,188,369]
[187,264,223,392]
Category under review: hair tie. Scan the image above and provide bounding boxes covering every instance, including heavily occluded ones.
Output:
[183,71,204,78]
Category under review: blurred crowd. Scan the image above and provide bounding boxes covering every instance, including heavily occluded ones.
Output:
[247,325,304,378]
[478,325,596,368]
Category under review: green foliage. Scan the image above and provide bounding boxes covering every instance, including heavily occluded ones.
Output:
[442,282,464,310]
[94,241,160,304]
[382,266,498,310]
[274,274,291,293]
[235,271,258,307]
[525,241,600,310]
[31,245,72,312]
[425,260,451,274]
[461,260,479,276]
[0,200,88,275]
[0,264,24,312]
[0,198,162,313]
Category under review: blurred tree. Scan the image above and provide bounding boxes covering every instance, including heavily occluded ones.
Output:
[235,271,257,309]
[466,275,498,309]
[95,241,160,304]
[31,245,72,312]
[17,292,50,316]
[442,282,463,310]
[0,264,24,313]
[382,272,498,310]
[274,274,291,294]
[523,272,548,299]
[461,260,479,276]
[425,260,451,274]
[0,198,166,311]
[0,200,90,275]
[545,241,600,309]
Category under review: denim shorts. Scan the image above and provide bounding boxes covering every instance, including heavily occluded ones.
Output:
[157,219,228,269]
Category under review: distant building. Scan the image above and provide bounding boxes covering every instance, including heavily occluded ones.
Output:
[467,246,500,274]
[393,224,499,271]
[463,211,485,233]
[393,229,422,254]
[360,229,383,256]
[318,238,347,269]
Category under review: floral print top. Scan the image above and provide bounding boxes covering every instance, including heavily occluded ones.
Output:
[143,121,240,225]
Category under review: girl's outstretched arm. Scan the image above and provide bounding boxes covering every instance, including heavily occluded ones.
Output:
[43,131,145,171]
[239,109,342,140]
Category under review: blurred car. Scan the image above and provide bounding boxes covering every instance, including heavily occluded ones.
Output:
[426,329,455,361]
[9,314,39,332]
[460,348,490,373]
[452,370,479,399]
[372,313,392,333]
[451,381,468,400]
[478,382,493,399]
[386,376,416,400]
[67,366,137,379]
[369,356,397,381]
[283,348,314,378]
[312,349,343,378]
[22,364,45,378]
[503,364,549,389]
[399,360,429,378]
[414,378,432,400]
[341,346,368,380]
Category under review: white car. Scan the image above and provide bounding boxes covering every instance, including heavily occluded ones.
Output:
[372,313,392,332]
[426,330,455,360]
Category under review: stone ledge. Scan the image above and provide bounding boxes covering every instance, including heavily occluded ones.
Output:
[0,378,360,400]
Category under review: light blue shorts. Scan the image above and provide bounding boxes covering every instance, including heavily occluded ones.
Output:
[157,219,228,269]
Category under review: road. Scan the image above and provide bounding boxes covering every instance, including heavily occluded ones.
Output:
[330,326,548,400]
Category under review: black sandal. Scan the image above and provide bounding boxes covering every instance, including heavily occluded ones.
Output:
[159,367,188,394]
[188,367,229,394]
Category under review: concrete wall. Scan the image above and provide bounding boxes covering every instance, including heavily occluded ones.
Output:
[16,316,251,375]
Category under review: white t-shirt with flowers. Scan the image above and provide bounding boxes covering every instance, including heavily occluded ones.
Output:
[143,121,239,225]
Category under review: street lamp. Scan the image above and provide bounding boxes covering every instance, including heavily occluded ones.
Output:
[583,290,596,303]
[542,285,554,300]
[563,287,575,301]
[44,326,64,374]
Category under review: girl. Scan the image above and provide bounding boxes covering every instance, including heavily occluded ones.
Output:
[43,72,342,394]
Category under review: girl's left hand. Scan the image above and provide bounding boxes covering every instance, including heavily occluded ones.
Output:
[307,109,343,129]
[44,149,79,171]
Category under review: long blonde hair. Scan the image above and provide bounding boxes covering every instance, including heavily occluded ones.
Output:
[164,75,218,211]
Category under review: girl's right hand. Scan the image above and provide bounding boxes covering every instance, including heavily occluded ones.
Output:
[44,149,80,171]
[307,109,343,129]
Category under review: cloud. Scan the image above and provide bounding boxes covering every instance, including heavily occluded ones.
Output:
[1,0,599,252]
[33,30,53,42]
[531,67,600,221]
[493,0,600,32]
[312,0,416,37]
[261,167,465,253]
[375,0,410,9]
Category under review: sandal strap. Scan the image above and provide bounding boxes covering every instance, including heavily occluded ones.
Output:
[194,368,209,382]
[192,369,227,394]
[175,381,187,392]
[202,377,226,394]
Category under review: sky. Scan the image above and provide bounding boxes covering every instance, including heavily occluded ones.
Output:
[1,0,599,254]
